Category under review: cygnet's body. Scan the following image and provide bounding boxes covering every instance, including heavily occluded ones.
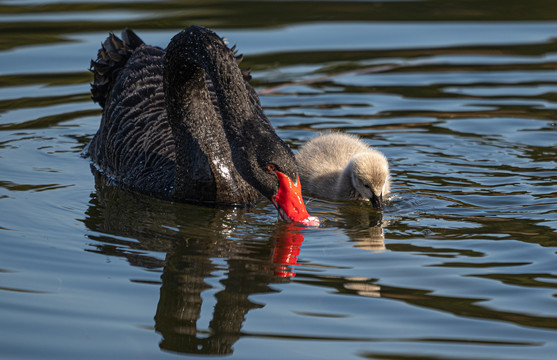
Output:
[296,133,390,208]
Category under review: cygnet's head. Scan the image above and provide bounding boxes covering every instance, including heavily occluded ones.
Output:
[350,150,390,209]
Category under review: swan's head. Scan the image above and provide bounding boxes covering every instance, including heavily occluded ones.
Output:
[237,140,319,226]
[350,150,390,209]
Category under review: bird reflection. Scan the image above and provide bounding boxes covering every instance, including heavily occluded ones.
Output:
[83,170,308,355]
[155,239,262,355]
[154,227,303,354]
[318,200,386,251]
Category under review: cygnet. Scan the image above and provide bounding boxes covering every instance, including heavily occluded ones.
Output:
[296,133,390,209]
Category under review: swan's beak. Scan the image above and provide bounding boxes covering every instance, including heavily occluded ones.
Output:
[371,193,383,210]
[271,171,320,226]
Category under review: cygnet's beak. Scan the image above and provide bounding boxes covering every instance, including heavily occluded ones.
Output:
[371,193,383,210]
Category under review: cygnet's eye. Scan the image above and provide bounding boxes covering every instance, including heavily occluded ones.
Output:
[364,184,371,189]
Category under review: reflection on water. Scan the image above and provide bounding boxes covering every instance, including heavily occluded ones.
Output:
[156,239,267,355]
[86,174,274,355]
[84,171,388,355]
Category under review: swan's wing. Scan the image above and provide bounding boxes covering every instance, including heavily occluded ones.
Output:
[90,29,146,108]
[88,32,175,198]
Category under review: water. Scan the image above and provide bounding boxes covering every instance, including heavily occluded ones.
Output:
[1,1,556,359]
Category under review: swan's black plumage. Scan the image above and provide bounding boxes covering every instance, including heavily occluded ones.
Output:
[87,26,300,206]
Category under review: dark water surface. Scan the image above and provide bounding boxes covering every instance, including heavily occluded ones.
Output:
[1,1,556,359]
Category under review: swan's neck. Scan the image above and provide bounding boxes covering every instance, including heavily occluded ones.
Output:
[163,26,256,130]
[162,26,260,203]
[162,26,296,202]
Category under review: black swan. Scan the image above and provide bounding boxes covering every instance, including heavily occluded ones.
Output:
[296,133,390,209]
[85,26,318,225]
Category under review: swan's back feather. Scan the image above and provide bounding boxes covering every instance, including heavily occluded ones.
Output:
[90,29,146,108]
[87,29,261,202]
[89,43,176,198]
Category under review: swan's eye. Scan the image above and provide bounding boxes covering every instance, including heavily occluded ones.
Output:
[267,163,277,172]
[364,184,371,189]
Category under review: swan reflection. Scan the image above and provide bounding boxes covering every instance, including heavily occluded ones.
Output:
[154,225,304,354]
[84,174,389,354]
[84,176,310,354]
